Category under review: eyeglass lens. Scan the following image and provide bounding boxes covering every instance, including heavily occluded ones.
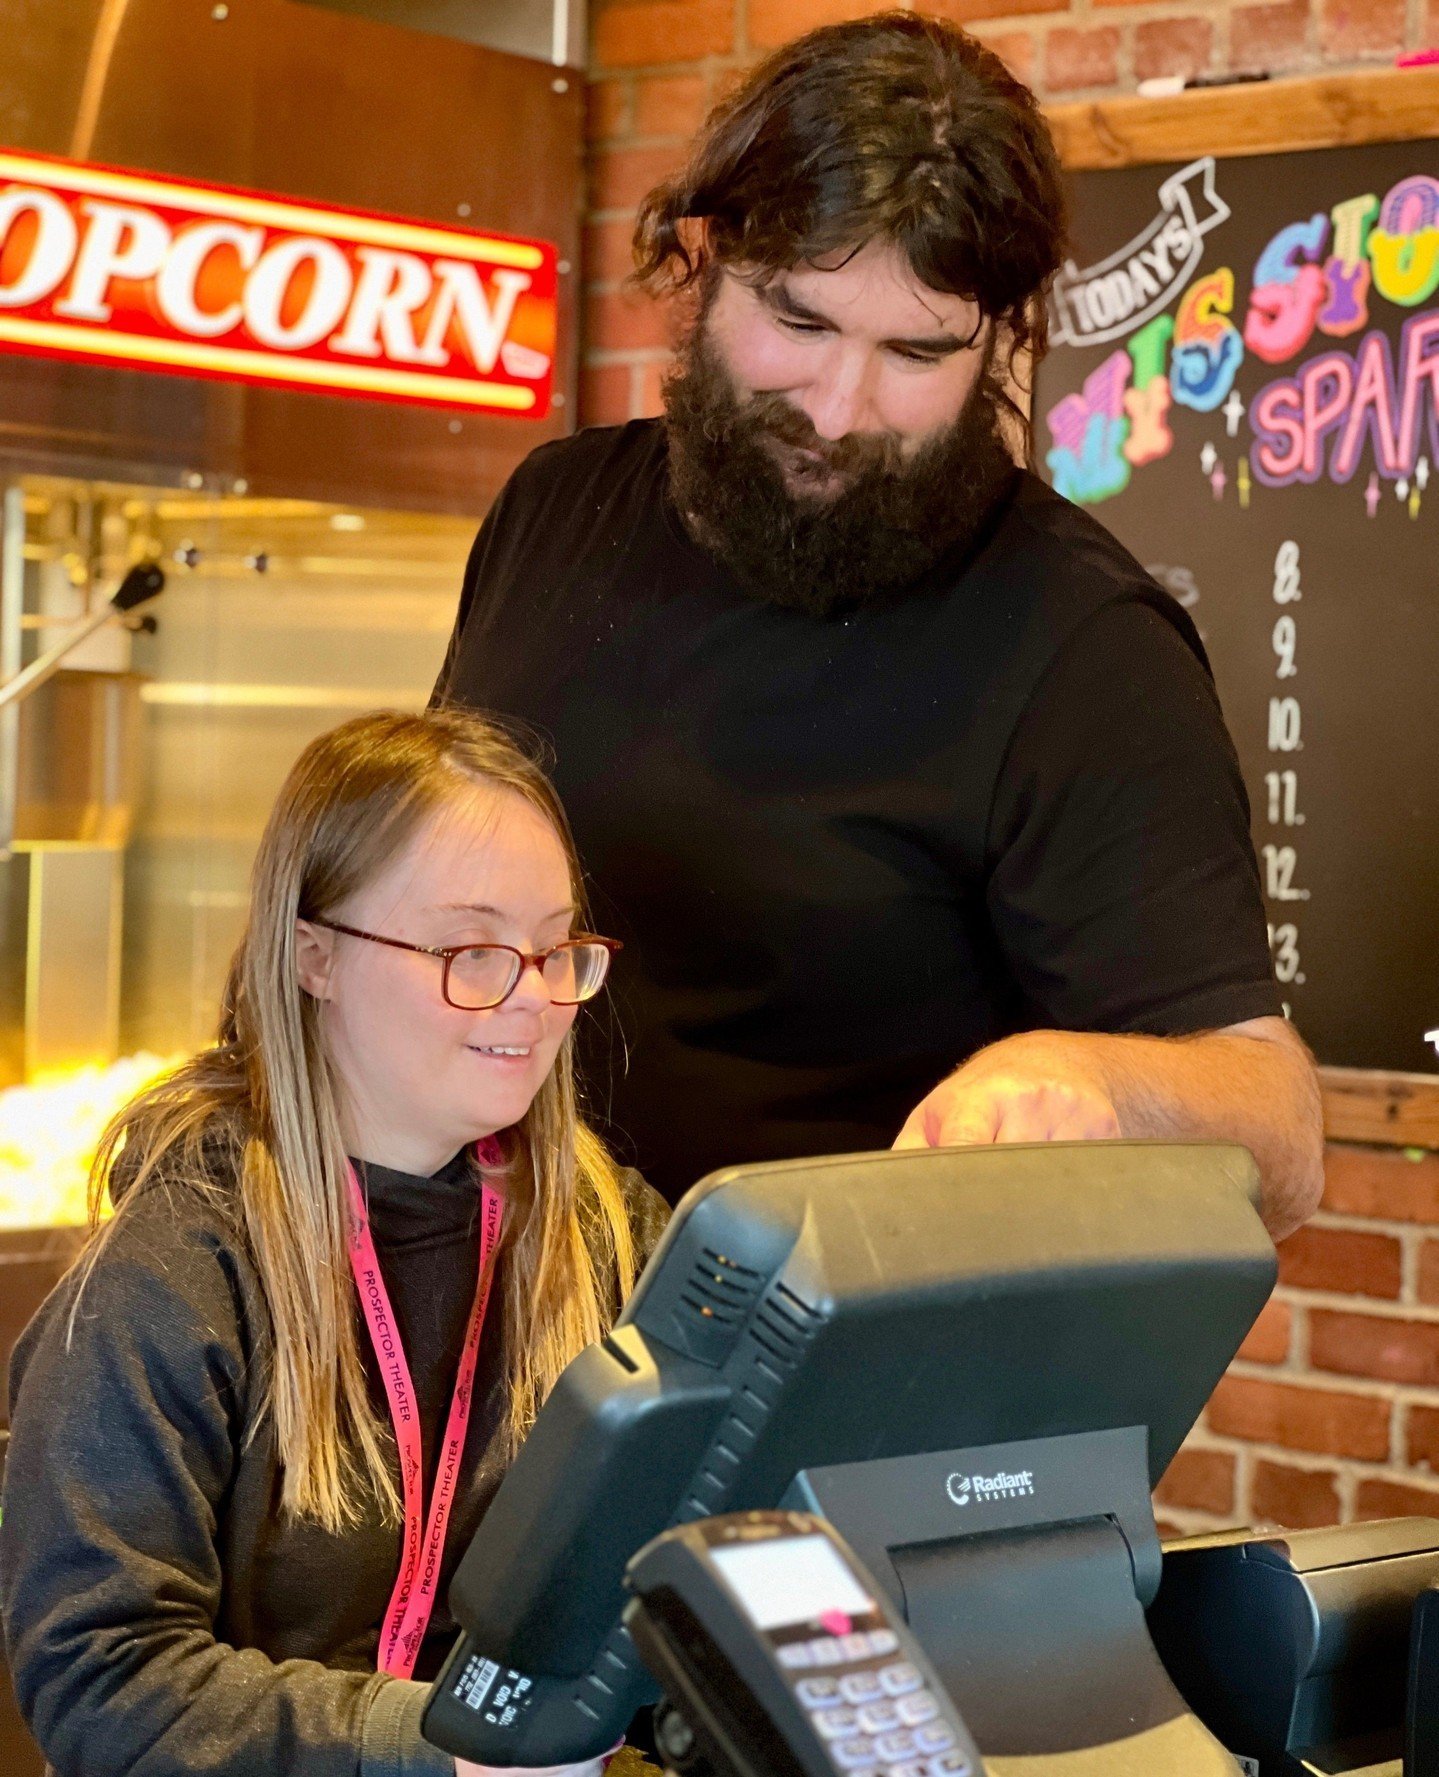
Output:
[446,941,611,1010]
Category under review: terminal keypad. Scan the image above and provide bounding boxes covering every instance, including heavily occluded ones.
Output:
[782,1628,970,1777]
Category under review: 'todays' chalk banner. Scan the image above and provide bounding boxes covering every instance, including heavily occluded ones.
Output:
[0,147,559,415]
[1050,159,1231,349]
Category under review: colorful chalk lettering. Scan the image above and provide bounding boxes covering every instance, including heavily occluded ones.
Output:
[1319,194,1377,336]
[1368,176,1439,308]
[1124,313,1175,464]
[1046,349,1132,503]
[1249,311,1439,487]
[1048,164,1439,505]
[1172,268,1245,411]
[1246,216,1330,364]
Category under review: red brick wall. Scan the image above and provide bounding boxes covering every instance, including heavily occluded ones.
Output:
[581,2,1439,1537]
[582,0,1437,427]
[1155,1143,1439,1533]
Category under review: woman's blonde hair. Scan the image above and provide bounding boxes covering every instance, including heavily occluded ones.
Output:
[73,708,636,1531]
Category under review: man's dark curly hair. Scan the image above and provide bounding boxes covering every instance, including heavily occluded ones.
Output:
[633,11,1068,399]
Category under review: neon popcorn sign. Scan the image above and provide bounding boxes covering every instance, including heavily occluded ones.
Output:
[0,147,559,416]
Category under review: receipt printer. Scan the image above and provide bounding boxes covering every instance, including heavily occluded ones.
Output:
[1148,1517,1439,1775]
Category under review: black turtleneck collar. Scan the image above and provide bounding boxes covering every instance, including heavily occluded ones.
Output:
[350,1146,482,1252]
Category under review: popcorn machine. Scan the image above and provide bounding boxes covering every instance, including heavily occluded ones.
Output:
[0,480,476,1228]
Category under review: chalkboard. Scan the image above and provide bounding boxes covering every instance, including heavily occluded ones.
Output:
[1033,124,1439,1075]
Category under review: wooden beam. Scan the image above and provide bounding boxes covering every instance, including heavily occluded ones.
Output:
[1320,1066,1439,1150]
[1046,65,1439,170]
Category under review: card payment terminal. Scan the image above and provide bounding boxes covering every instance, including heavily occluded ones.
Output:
[623,1511,987,1777]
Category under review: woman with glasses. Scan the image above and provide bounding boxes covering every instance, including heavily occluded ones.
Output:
[0,708,667,1777]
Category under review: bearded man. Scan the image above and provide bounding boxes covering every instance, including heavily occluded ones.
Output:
[433,12,1323,1236]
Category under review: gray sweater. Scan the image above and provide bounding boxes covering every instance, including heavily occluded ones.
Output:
[0,1147,668,1777]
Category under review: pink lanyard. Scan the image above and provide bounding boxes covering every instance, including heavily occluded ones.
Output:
[346,1139,505,1679]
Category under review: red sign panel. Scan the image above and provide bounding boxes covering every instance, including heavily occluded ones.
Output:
[0,148,559,416]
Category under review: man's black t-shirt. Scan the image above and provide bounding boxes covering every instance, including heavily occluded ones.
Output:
[434,418,1281,1202]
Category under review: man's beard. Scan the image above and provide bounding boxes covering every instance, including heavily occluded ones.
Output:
[663,320,1019,617]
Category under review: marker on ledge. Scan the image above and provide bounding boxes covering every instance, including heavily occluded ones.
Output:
[1137,69,1272,97]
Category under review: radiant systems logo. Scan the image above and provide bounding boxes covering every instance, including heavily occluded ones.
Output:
[946,1468,1035,1507]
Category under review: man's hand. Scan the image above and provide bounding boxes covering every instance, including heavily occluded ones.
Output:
[894,1032,1121,1149]
[890,1019,1324,1241]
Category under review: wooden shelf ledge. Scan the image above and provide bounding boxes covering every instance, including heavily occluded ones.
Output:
[1320,1066,1439,1149]
[1045,65,1439,170]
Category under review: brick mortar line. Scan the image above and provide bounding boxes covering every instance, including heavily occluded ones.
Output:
[1272,1285,1439,1320]
[1191,1427,1439,1475]
[1292,1292,1312,1367]
[1225,1359,1416,1399]
[1115,4,1242,17]
[1404,1227,1426,1303]
[1175,1435,1439,1487]
[1300,1201,1435,1215]
[969,10,1077,26]
[1269,1288,1395,1320]
[1179,1426,1250,1453]
[1221,1344,1317,1383]
[1183,3,1230,66]
[1308,1206,1439,1231]
[1229,1352,1303,1377]
[1236,1439,1255,1511]
[1118,16,1137,85]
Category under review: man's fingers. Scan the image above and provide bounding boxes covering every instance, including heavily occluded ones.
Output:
[898,1080,1120,1149]
[896,1069,1121,1151]
[991,1099,1053,1143]
[1075,1102,1122,1139]
[934,1102,1002,1147]
[895,1084,1004,1149]
[993,1086,1121,1143]
[892,1114,930,1150]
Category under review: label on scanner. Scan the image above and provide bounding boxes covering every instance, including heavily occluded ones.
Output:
[450,1652,537,1730]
